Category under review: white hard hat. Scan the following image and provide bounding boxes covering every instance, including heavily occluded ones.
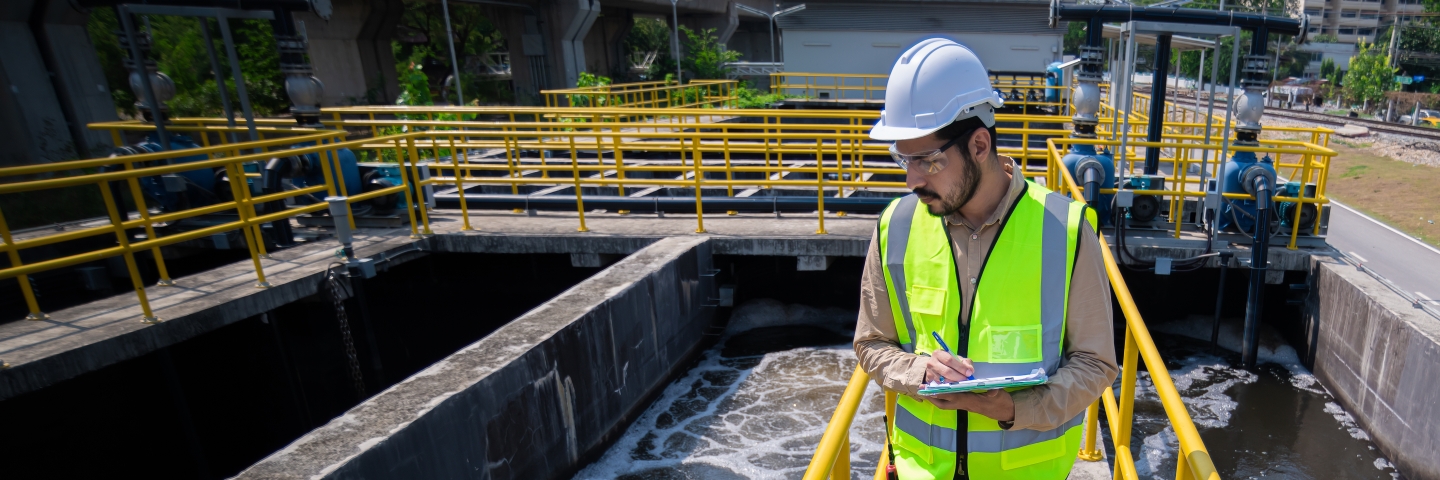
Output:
[870,38,1004,141]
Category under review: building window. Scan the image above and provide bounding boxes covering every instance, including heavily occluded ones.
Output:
[1308,27,1320,33]
[1359,28,1375,36]
[1305,8,1321,15]
[1339,28,1356,35]
[1360,12,1378,19]
[1340,10,1357,17]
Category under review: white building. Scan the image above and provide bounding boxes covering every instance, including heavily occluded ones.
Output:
[774,1,1062,75]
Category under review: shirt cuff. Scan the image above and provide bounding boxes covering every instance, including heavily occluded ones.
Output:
[1004,389,1040,430]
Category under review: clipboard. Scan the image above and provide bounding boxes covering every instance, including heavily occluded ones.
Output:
[918,368,1048,396]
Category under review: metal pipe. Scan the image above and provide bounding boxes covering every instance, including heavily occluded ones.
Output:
[117,6,171,150]
[1242,176,1272,368]
[434,193,894,213]
[1144,34,1173,175]
[441,0,465,106]
[216,16,259,142]
[1214,26,1241,221]
[1052,4,1302,35]
[1212,251,1232,347]
[327,196,354,259]
[1118,26,1139,179]
[671,0,682,84]
[198,18,238,144]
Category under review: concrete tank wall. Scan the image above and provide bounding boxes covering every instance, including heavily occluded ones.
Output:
[237,236,718,480]
[1305,255,1440,480]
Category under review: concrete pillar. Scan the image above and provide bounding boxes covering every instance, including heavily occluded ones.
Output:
[695,0,738,45]
[30,0,118,159]
[492,7,543,103]
[0,0,76,167]
[583,8,633,80]
[545,0,599,89]
[294,0,402,105]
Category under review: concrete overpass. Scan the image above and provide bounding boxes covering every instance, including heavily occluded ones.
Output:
[0,0,774,167]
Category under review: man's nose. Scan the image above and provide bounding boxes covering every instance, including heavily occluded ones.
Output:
[905,166,926,191]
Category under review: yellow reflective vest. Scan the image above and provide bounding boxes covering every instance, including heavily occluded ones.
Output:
[878,181,1094,479]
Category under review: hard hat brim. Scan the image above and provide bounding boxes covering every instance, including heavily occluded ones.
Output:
[868,119,947,141]
[869,103,999,141]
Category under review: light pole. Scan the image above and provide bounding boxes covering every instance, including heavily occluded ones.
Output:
[671,0,682,84]
[441,0,464,106]
[772,4,806,64]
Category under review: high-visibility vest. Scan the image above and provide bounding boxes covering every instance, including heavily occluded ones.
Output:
[877,181,1094,480]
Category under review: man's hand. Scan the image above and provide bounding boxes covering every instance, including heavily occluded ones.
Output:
[923,350,974,384]
[926,388,1016,422]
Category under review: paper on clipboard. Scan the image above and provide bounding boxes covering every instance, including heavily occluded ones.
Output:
[918,368,1048,396]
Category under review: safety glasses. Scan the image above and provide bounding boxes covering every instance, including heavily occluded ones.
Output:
[888,133,967,176]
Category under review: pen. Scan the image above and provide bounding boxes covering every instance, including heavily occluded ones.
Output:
[931,331,976,381]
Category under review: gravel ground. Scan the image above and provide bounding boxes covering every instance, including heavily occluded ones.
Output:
[1262,114,1440,167]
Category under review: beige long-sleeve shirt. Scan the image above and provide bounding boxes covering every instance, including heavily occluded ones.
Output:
[854,157,1118,432]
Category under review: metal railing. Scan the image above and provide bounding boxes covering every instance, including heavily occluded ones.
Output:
[1092,90,1336,247]
[540,79,738,110]
[770,72,1075,109]
[800,147,1228,480]
[1,123,428,323]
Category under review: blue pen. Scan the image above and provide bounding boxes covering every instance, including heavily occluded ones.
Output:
[931,331,976,381]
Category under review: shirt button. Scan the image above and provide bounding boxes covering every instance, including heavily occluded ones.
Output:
[971,234,978,240]
[970,277,977,284]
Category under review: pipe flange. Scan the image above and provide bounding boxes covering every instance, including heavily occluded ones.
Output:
[1240,164,1276,196]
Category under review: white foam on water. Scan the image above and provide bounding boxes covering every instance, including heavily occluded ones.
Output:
[575,343,884,479]
[1324,402,1373,441]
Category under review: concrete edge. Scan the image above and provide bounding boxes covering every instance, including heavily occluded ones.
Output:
[234,235,715,479]
[0,235,427,401]
[1306,253,1440,480]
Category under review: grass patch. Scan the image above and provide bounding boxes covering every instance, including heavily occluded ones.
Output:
[1324,142,1440,248]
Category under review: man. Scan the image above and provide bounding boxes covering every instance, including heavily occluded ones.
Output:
[854,38,1118,479]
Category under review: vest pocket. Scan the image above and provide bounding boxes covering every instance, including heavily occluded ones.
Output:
[999,430,1065,470]
[983,325,1043,363]
[907,284,948,317]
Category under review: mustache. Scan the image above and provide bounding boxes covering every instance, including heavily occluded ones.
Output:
[913,188,938,198]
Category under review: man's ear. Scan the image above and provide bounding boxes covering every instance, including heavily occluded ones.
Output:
[968,128,993,162]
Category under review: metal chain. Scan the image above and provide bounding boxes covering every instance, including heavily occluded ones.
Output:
[325,265,367,400]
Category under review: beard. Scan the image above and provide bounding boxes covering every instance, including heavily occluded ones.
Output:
[913,150,983,217]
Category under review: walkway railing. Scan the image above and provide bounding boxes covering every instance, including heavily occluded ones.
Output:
[0,122,437,323]
[770,72,1074,110]
[540,79,737,110]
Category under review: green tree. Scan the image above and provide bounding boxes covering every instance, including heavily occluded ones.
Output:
[396,0,507,104]
[1342,41,1398,108]
[678,26,740,80]
[1062,22,1086,56]
[87,10,286,118]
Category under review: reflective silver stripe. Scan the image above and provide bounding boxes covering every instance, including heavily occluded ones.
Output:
[895,404,959,452]
[968,411,1085,453]
[1041,192,1071,373]
[886,194,920,353]
[968,361,1045,377]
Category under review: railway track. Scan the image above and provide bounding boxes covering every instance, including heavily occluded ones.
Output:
[1163,89,1440,141]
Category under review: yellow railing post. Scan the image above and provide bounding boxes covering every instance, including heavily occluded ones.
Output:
[96,180,161,323]
[690,136,706,234]
[1078,399,1104,461]
[405,136,434,235]
[449,133,473,231]
[118,159,174,286]
[830,431,851,480]
[568,135,589,233]
[221,161,272,288]
[0,208,47,320]
[815,138,827,235]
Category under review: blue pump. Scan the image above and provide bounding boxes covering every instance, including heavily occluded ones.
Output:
[285,141,362,201]
[1045,62,1064,104]
[119,133,216,213]
[1060,143,1116,224]
[1217,151,1276,233]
